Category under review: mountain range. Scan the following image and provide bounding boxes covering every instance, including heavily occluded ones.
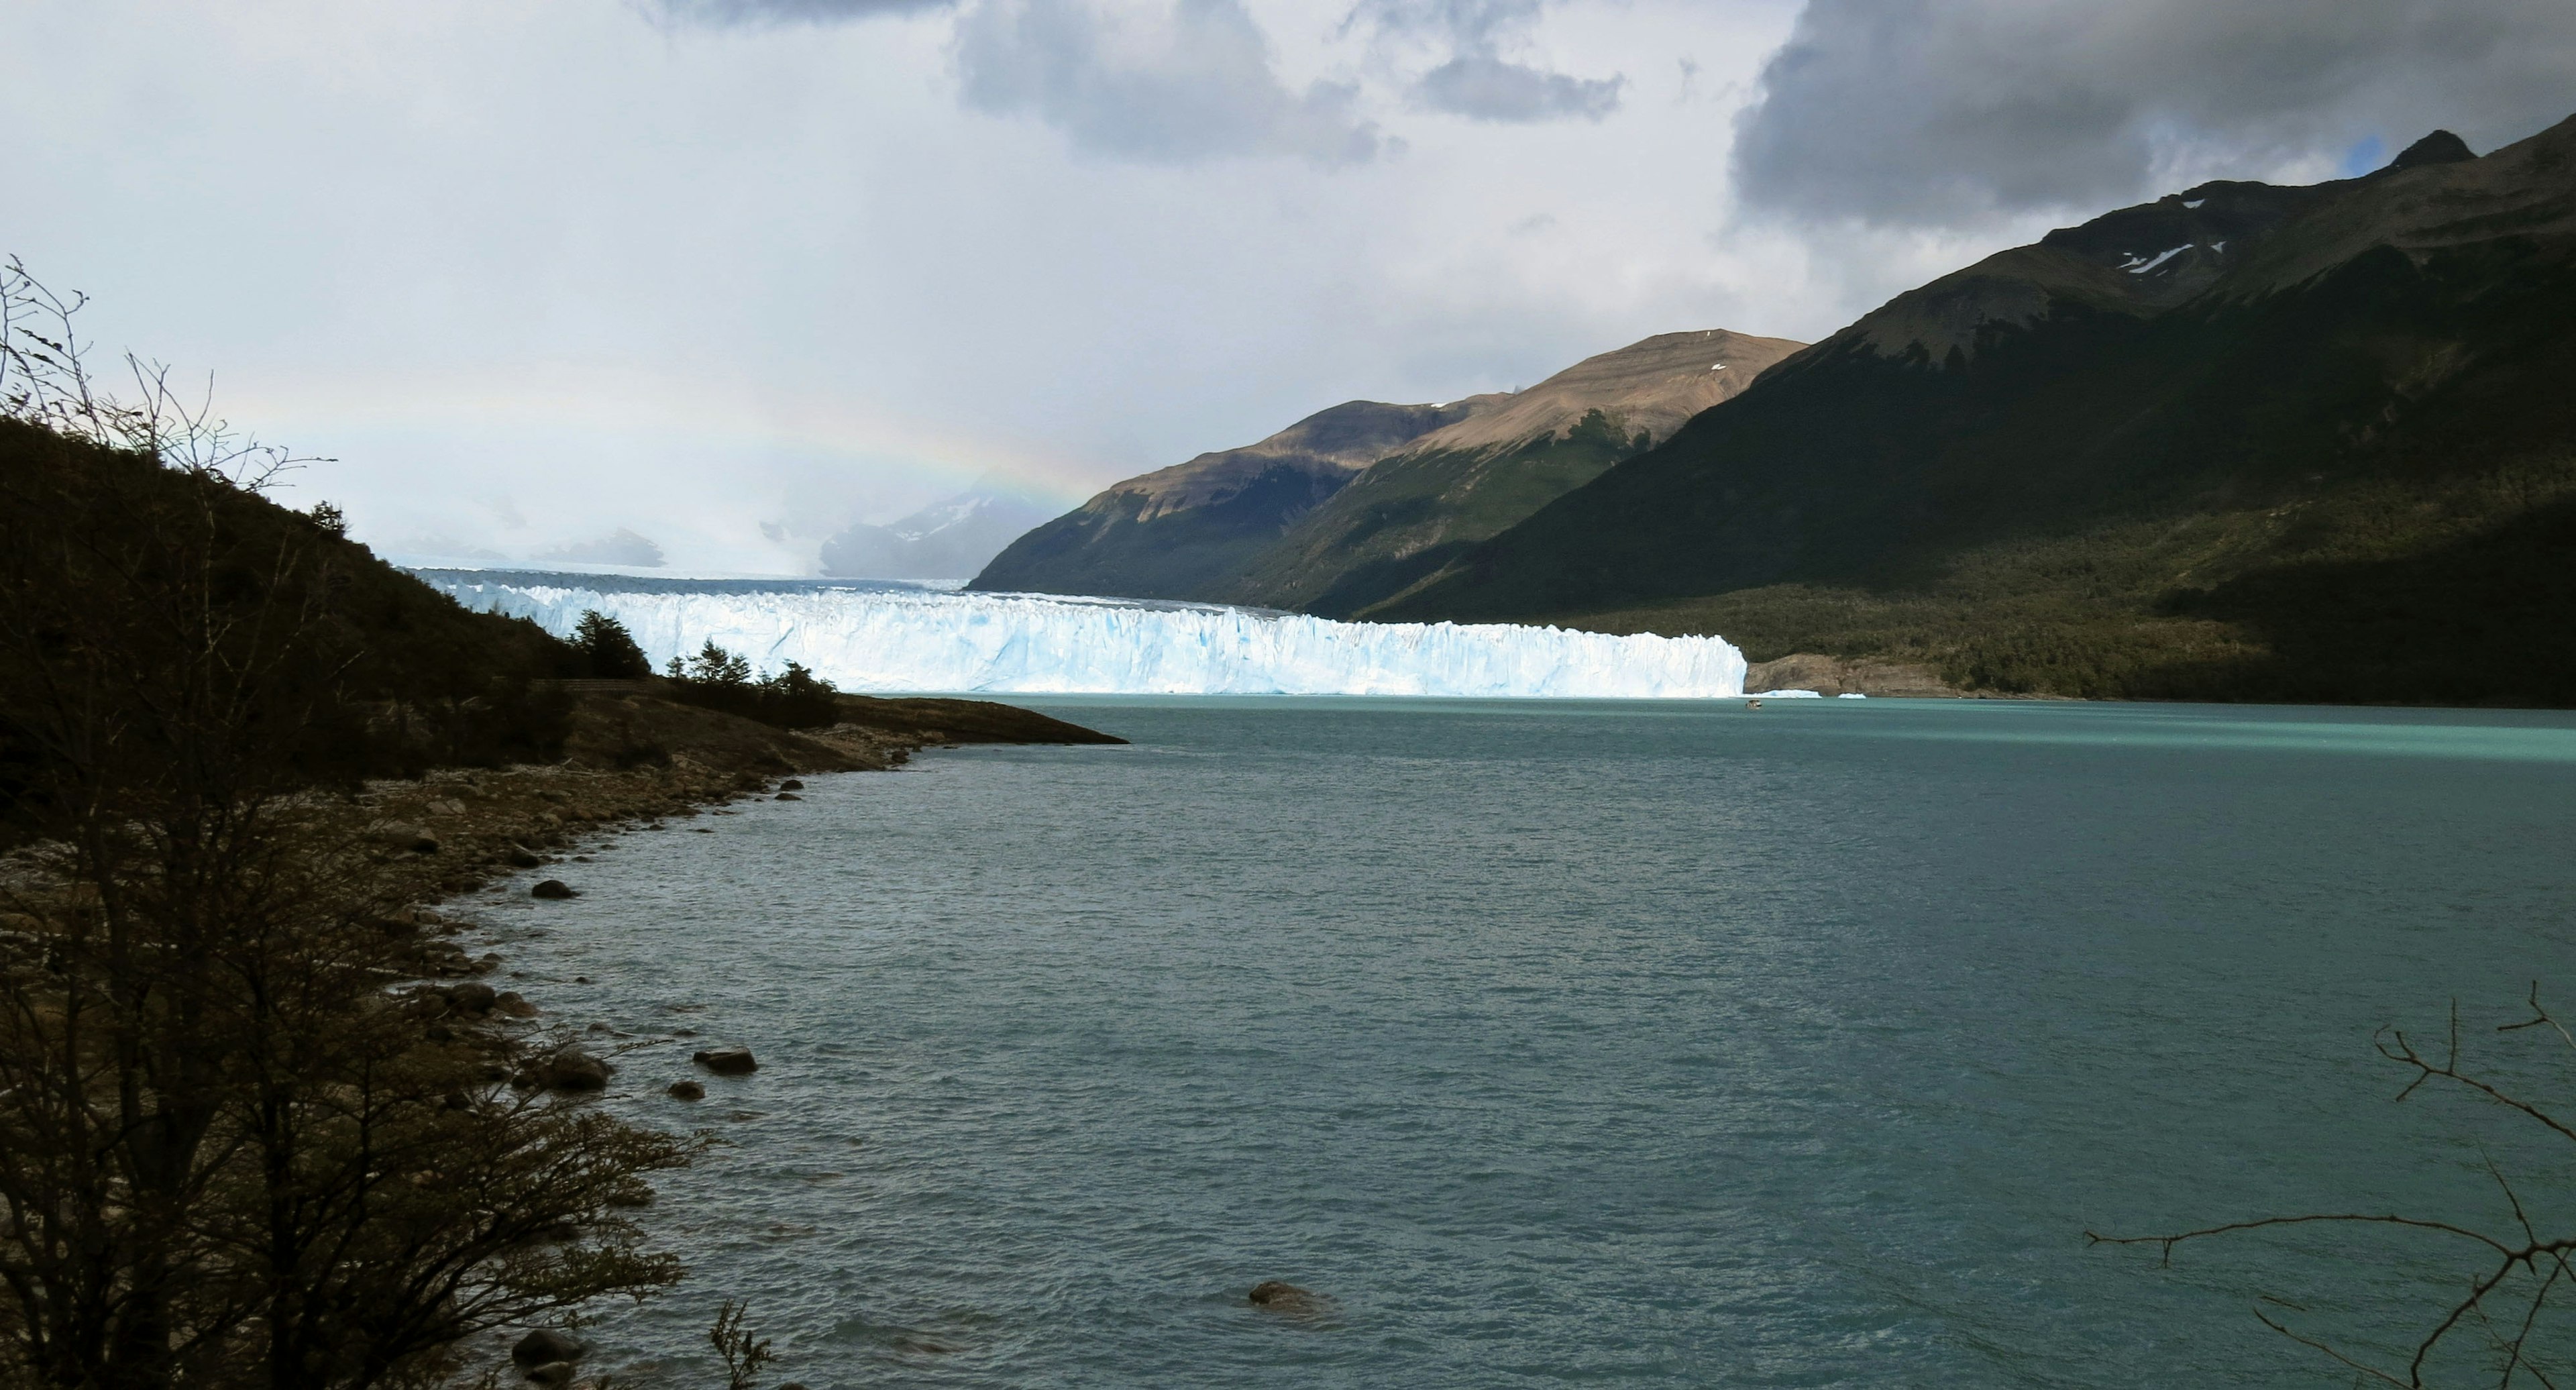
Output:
[971,329,1803,610]
[818,485,1057,582]
[974,113,2576,704]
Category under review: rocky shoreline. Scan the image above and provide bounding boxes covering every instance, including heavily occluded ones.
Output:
[348,690,1126,1380]
[370,688,1122,1093]
[367,688,1120,903]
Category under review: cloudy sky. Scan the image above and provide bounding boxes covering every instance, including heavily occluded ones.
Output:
[7,0,2573,572]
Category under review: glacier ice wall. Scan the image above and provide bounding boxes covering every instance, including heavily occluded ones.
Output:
[420,578,1747,699]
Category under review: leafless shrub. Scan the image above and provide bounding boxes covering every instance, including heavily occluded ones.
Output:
[2092,983,2576,1387]
[1,254,323,490]
[0,257,689,1387]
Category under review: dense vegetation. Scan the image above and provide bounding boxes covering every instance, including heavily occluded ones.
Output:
[571,608,655,678]
[0,419,586,830]
[660,638,847,729]
[1379,117,2576,705]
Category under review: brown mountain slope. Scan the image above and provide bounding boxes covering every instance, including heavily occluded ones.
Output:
[1215,329,1805,615]
[967,397,1495,600]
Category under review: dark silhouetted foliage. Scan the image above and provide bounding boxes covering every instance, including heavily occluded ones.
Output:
[572,608,653,679]
[663,641,845,729]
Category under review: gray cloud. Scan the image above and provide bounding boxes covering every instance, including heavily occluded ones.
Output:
[1360,0,1542,46]
[1734,0,2576,226]
[1415,54,1620,122]
[1358,0,1625,123]
[954,0,1384,164]
[648,0,952,25]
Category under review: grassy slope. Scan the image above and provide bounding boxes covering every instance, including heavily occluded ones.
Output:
[1219,409,1646,617]
[967,462,1350,601]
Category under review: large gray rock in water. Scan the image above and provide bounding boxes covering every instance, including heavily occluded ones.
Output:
[692,1047,757,1075]
[511,1328,586,1369]
[533,1045,612,1091]
[529,879,577,900]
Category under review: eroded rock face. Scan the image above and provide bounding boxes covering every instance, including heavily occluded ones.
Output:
[692,1047,757,1075]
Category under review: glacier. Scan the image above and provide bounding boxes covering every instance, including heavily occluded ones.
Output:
[415,574,1748,699]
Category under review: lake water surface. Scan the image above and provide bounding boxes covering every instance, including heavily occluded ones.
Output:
[461,697,2576,1386]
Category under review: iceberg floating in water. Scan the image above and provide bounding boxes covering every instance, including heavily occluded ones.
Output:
[416,575,1747,699]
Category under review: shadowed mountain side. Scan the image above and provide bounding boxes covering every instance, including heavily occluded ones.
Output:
[969,398,1492,600]
[1217,329,1805,616]
[1373,115,2576,704]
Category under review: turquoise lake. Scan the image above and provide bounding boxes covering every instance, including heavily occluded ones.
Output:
[463,696,2576,1385]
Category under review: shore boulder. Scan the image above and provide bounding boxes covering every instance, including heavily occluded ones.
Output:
[667,1079,706,1101]
[529,1045,612,1091]
[529,880,577,900]
[446,981,498,1015]
[511,1329,586,1370]
[380,824,440,855]
[692,1047,758,1075]
[778,779,804,790]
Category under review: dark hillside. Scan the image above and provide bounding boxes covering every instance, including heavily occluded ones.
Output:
[1380,116,2576,704]
[0,416,582,836]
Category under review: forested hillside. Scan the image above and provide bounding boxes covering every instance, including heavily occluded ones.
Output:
[1377,120,2576,704]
